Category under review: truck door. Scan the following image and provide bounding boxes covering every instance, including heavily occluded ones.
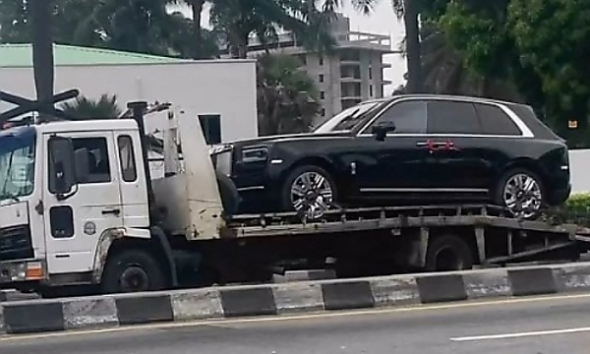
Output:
[43,131,124,275]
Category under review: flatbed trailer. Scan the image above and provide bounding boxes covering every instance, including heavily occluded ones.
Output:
[187,204,590,284]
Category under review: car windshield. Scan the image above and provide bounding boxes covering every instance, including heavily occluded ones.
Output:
[312,101,383,133]
[0,127,36,202]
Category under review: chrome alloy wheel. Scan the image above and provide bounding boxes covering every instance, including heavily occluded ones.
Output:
[289,171,334,220]
[502,173,543,219]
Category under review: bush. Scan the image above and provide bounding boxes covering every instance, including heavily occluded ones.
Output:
[545,193,590,227]
[564,193,590,214]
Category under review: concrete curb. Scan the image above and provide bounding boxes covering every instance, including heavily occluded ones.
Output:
[2,262,590,335]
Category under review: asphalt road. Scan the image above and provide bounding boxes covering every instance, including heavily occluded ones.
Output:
[3,294,590,354]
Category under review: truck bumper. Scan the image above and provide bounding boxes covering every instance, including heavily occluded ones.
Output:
[0,259,46,287]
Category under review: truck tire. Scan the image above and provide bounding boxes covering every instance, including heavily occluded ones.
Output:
[101,249,167,294]
[424,235,474,272]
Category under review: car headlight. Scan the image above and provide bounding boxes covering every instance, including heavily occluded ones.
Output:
[241,146,268,163]
[209,143,233,156]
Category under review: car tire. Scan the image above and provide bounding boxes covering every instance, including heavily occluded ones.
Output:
[424,234,474,272]
[493,168,545,220]
[281,165,338,220]
[101,249,167,294]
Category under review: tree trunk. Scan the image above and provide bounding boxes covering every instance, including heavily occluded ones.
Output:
[190,0,205,59]
[29,0,55,122]
[403,0,423,93]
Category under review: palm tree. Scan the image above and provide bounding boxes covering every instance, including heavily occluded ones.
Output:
[28,0,55,123]
[419,24,523,101]
[169,0,208,59]
[60,94,123,120]
[256,54,320,135]
[210,0,338,59]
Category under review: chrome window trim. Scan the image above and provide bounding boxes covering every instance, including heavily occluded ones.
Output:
[356,97,535,139]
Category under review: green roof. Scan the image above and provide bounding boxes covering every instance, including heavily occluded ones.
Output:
[0,43,192,67]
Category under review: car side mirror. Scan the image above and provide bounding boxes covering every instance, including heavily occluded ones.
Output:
[48,136,77,199]
[371,122,396,142]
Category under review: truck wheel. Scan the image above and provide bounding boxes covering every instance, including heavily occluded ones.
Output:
[101,249,167,294]
[424,235,474,272]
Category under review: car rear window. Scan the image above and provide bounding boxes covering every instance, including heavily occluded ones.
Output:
[426,100,480,134]
[474,103,522,136]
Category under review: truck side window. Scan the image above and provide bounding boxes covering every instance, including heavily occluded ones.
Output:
[117,135,137,182]
[72,138,111,184]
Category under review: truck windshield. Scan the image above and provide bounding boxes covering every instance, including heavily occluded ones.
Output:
[0,126,36,201]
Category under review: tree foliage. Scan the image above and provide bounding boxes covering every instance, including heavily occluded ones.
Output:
[60,94,123,120]
[257,54,320,135]
[423,0,590,147]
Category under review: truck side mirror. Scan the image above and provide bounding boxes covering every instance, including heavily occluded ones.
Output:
[48,136,77,198]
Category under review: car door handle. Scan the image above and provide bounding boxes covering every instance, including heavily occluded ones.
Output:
[102,208,121,216]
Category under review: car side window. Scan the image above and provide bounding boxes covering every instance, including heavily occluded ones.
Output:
[368,100,427,134]
[474,103,522,136]
[72,137,112,184]
[427,100,480,134]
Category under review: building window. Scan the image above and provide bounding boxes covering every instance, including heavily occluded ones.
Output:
[321,108,326,116]
[319,74,324,83]
[299,55,307,65]
[198,114,222,145]
[319,56,324,65]
[369,85,373,97]
[320,91,325,99]
[369,67,373,80]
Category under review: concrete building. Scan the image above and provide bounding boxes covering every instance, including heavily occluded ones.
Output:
[221,13,396,123]
[0,44,258,143]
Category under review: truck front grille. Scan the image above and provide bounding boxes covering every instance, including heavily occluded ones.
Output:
[0,225,33,261]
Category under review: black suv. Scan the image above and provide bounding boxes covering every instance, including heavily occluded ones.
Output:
[211,94,571,220]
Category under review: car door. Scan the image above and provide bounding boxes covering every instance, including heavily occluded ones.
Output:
[43,131,124,275]
[354,99,433,196]
[424,99,493,192]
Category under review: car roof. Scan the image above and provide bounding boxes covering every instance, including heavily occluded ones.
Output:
[384,93,528,108]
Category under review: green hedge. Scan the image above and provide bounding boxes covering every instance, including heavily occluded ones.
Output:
[564,193,590,214]
[545,193,590,226]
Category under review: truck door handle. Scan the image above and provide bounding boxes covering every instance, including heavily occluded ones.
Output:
[102,208,121,216]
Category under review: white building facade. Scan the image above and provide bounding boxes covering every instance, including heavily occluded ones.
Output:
[221,14,396,124]
[0,44,258,143]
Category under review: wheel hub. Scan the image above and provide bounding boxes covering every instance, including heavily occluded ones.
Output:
[290,171,334,220]
[120,266,149,292]
[503,173,542,219]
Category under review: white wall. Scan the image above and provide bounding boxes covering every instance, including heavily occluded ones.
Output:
[570,149,590,194]
[0,60,258,143]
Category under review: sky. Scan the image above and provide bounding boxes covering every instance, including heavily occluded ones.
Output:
[169,2,407,94]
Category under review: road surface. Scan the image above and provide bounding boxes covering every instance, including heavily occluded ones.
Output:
[2,293,590,354]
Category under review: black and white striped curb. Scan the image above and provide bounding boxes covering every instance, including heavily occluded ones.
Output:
[2,262,590,335]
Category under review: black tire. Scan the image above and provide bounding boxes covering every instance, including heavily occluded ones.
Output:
[280,165,338,218]
[101,249,167,294]
[424,235,474,272]
[216,170,240,217]
[493,167,545,219]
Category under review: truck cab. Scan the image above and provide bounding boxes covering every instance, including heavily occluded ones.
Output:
[0,119,153,291]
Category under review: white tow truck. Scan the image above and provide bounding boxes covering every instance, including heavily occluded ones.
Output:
[0,90,589,298]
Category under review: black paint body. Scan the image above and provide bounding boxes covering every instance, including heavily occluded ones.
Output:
[226,95,571,214]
